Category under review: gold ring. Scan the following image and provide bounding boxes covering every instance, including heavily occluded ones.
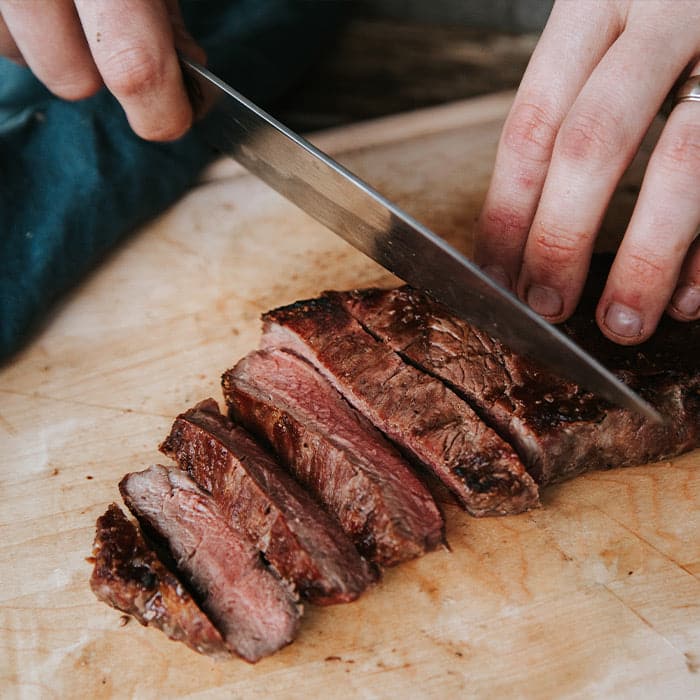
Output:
[675,75,700,105]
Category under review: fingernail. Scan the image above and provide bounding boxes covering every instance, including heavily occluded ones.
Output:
[603,302,642,337]
[482,264,511,289]
[671,285,700,316]
[526,284,563,317]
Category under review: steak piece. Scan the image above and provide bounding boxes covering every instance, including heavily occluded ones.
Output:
[89,504,227,657]
[160,398,375,605]
[223,348,444,565]
[340,273,700,485]
[119,465,301,663]
[259,296,539,516]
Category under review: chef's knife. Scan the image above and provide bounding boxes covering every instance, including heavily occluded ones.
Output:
[180,57,661,422]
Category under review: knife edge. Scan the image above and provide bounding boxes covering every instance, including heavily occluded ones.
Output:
[180,57,662,424]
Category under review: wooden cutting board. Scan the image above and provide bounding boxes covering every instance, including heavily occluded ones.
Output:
[1,93,698,699]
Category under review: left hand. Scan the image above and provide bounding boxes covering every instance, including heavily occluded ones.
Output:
[0,0,205,142]
[474,0,700,345]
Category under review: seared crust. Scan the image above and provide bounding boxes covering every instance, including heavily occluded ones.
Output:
[119,465,302,663]
[261,296,539,516]
[160,398,376,605]
[89,504,227,657]
[224,349,444,565]
[339,271,700,485]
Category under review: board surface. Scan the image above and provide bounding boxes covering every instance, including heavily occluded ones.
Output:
[1,93,698,699]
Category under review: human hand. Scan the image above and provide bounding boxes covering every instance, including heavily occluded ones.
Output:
[474,0,700,345]
[0,0,205,141]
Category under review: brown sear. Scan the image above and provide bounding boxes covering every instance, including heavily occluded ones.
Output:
[259,295,539,516]
[160,398,376,605]
[224,348,444,565]
[120,465,302,663]
[90,504,227,657]
[338,255,700,485]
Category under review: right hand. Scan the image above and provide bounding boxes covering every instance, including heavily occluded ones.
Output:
[0,0,205,141]
[473,0,700,345]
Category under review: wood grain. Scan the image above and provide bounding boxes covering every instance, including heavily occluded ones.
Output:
[1,94,698,699]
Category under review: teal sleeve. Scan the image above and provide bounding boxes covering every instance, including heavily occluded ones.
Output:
[0,0,345,362]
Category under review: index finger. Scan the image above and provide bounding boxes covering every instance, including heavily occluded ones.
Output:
[74,0,192,141]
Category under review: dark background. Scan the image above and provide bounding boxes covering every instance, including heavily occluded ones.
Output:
[276,0,553,131]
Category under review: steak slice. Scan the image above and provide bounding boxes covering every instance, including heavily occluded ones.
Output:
[119,465,301,663]
[159,398,375,605]
[260,296,539,516]
[340,275,700,486]
[89,504,227,657]
[223,348,444,565]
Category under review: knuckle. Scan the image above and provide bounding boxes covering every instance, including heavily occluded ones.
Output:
[624,249,667,281]
[100,44,164,97]
[654,121,700,182]
[531,220,584,268]
[502,99,559,164]
[556,105,624,164]
[511,160,543,192]
[481,204,531,244]
[645,205,693,250]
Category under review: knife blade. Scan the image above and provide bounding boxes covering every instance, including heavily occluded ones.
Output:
[180,57,661,423]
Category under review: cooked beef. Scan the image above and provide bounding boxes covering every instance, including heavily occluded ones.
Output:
[223,348,444,565]
[89,504,227,657]
[259,297,539,516]
[159,398,376,605]
[339,269,700,486]
[119,465,301,663]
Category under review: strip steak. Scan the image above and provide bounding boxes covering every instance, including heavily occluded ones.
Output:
[119,465,301,663]
[160,398,375,605]
[223,348,444,565]
[339,268,700,485]
[89,504,227,656]
[260,296,539,516]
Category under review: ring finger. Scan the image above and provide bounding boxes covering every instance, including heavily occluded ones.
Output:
[597,84,700,342]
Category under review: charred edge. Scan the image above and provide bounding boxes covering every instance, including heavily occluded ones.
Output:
[161,404,328,598]
[262,296,340,327]
[91,506,227,654]
[225,366,438,566]
[92,506,156,587]
[452,456,523,498]
[342,296,542,488]
[338,290,540,509]
[158,424,182,464]
[118,487,208,610]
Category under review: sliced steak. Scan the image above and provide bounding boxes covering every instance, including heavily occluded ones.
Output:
[119,465,301,663]
[259,297,539,516]
[89,504,227,657]
[223,348,444,565]
[159,398,375,605]
[340,274,700,485]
